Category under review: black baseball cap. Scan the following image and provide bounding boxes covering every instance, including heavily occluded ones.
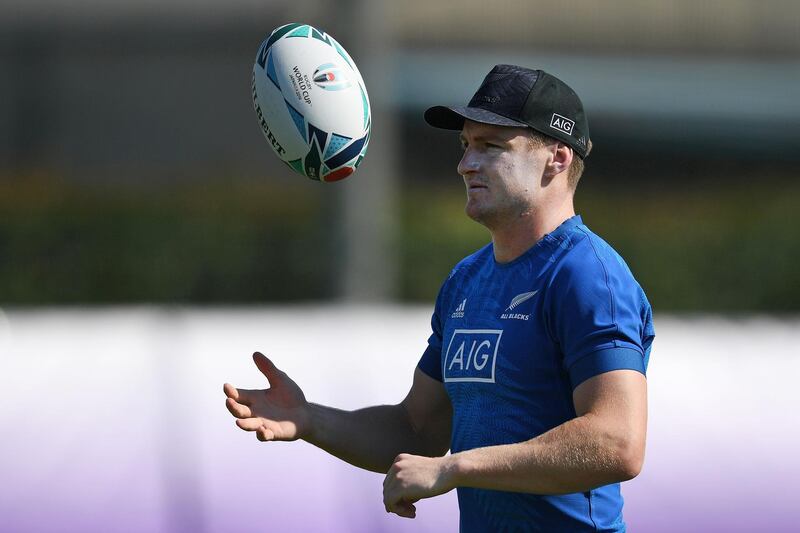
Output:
[424,65,590,159]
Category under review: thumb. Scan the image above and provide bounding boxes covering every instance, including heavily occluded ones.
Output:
[253,352,282,384]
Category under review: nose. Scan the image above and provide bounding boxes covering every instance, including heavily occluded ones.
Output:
[457,147,479,177]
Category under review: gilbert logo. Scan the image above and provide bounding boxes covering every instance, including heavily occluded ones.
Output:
[500,290,538,321]
[550,113,575,135]
[451,298,467,319]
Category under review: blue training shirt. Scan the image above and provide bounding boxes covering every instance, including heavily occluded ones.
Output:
[417,215,654,533]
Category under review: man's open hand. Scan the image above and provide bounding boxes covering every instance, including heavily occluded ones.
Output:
[223,352,311,442]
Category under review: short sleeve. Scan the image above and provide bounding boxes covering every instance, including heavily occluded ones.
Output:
[547,233,653,390]
[417,281,446,382]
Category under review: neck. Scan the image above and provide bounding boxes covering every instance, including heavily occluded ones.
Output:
[490,198,576,263]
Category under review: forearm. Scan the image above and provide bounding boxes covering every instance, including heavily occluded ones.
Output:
[304,402,435,474]
[449,413,643,495]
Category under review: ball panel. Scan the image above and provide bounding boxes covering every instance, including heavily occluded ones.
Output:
[284,100,307,139]
[287,158,304,175]
[265,50,281,90]
[323,133,352,160]
[304,123,330,180]
[286,25,311,39]
[324,131,368,170]
[322,166,354,182]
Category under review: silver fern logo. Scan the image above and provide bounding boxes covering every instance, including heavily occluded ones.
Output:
[501,290,538,320]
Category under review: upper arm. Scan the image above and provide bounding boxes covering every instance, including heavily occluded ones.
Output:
[400,368,452,456]
[573,369,648,474]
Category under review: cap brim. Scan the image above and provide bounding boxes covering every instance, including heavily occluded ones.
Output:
[424,105,529,130]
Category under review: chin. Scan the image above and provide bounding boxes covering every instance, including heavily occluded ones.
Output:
[464,201,482,222]
[464,203,493,227]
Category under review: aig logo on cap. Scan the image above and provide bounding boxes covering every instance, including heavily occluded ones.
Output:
[550,113,575,135]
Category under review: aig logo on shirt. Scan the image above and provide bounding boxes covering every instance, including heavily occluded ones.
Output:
[443,329,502,383]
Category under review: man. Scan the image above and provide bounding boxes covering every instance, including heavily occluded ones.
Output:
[224,65,655,531]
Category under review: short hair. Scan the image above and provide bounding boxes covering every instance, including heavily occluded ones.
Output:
[527,130,593,190]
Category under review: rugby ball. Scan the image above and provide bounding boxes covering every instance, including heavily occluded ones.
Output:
[251,23,371,182]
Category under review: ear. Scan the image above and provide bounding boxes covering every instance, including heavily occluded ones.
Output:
[544,142,573,179]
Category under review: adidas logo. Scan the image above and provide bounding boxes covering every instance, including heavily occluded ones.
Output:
[451,298,466,319]
[500,290,538,320]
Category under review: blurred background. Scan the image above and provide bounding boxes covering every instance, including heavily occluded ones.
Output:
[1,0,799,531]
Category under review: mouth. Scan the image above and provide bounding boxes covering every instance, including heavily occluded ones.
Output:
[467,183,488,191]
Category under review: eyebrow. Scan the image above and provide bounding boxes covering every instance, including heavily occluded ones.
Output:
[459,133,509,145]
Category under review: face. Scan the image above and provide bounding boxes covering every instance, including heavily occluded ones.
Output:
[457,120,548,228]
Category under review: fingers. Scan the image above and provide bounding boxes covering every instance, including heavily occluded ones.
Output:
[383,461,418,519]
[224,387,261,407]
[235,418,276,441]
[235,418,277,442]
[257,427,276,441]
[225,352,286,445]
[225,397,252,418]
[223,383,253,406]
[236,418,265,431]
[223,351,279,404]
[384,495,417,519]
[235,417,278,438]
[390,501,417,519]
[223,382,239,399]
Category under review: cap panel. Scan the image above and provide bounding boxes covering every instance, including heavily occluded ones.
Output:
[467,65,538,120]
[521,71,590,158]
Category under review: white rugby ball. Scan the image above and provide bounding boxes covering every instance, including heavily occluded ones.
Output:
[251,23,371,182]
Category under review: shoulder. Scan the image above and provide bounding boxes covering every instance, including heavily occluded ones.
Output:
[550,224,640,292]
[544,222,652,329]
